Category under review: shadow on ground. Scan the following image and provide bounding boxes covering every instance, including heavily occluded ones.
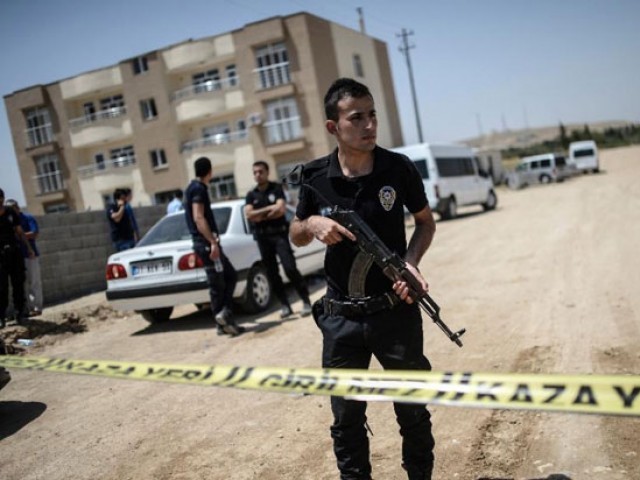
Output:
[0,400,47,441]
[132,274,326,336]
[477,475,572,480]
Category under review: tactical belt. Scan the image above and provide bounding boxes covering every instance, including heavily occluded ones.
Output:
[323,292,399,318]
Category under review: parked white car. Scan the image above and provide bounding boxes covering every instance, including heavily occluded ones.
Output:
[105,199,325,323]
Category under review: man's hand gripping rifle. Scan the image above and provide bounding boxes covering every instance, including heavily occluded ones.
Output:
[327,209,466,347]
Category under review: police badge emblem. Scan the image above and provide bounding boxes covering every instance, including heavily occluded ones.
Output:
[268,193,276,203]
[378,186,396,211]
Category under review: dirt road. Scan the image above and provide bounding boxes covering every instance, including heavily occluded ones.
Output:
[1,146,639,480]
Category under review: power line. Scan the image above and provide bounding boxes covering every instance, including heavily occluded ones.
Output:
[397,28,423,143]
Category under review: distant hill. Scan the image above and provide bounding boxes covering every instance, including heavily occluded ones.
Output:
[460,120,633,151]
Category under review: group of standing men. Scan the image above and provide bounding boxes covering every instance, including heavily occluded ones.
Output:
[0,188,43,328]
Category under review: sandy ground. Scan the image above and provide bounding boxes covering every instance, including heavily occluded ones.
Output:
[1,145,639,480]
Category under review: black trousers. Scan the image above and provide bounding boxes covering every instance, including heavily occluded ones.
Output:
[0,245,26,319]
[193,241,237,316]
[315,299,435,480]
[256,233,310,307]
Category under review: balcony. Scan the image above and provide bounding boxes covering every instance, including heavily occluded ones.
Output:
[254,62,291,91]
[77,157,136,179]
[181,130,248,153]
[162,34,235,72]
[172,78,244,123]
[33,170,65,198]
[60,66,123,100]
[25,124,55,148]
[69,107,132,148]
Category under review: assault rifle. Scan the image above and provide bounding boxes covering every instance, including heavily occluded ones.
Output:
[328,207,466,347]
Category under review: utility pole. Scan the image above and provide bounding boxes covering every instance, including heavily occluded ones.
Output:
[397,28,423,143]
[357,7,366,34]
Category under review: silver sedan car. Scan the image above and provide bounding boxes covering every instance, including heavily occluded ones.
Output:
[105,199,325,323]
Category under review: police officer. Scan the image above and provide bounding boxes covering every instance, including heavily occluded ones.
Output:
[290,79,437,480]
[0,188,34,327]
[245,160,312,319]
[184,157,244,336]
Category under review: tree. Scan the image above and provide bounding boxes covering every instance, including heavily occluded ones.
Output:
[559,122,569,149]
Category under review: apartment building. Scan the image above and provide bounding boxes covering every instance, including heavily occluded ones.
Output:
[4,12,403,215]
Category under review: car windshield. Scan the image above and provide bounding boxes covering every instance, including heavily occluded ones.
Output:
[137,206,233,247]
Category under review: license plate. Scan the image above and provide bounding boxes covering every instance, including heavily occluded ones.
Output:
[131,259,172,277]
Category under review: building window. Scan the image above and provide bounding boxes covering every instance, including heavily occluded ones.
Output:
[100,95,125,111]
[132,56,148,75]
[44,203,70,214]
[193,69,221,93]
[83,102,96,119]
[353,54,364,77]
[150,149,168,169]
[110,145,135,167]
[236,119,247,139]
[95,153,106,170]
[203,123,230,144]
[209,174,236,200]
[226,64,238,86]
[264,97,301,144]
[34,153,64,194]
[25,106,54,147]
[254,42,290,90]
[140,98,158,120]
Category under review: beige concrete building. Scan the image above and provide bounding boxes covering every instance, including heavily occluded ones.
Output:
[4,12,403,214]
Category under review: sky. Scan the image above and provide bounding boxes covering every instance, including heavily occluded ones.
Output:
[1,0,639,206]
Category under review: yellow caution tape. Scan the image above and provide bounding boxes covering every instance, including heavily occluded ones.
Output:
[1,356,638,416]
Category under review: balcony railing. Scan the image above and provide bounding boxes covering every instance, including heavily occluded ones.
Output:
[181,130,248,153]
[77,157,136,177]
[171,76,239,102]
[69,106,127,129]
[254,62,291,90]
[34,170,64,194]
[264,117,301,145]
[25,125,55,148]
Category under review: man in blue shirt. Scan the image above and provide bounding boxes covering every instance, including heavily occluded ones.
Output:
[167,190,184,214]
[5,200,43,316]
[106,189,136,251]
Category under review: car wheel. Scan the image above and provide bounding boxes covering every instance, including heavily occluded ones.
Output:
[241,263,272,313]
[442,197,457,220]
[540,174,551,184]
[482,190,497,211]
[139,307,173,323]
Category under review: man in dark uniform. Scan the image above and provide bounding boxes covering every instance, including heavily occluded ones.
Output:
[184,157,244,336]
[245,160,312,319]
[0,188,34,327]
[290,79,437,480]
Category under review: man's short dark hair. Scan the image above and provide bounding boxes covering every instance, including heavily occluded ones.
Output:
[252,160,269,172]
[113,188,125,202]
[0,188,4,198]
[324,78,373,121]
[175,190,183,199]
[194,157,212,178]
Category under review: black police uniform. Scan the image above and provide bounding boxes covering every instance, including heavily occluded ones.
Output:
[296,146,435,480]
[184,179,237,318]
[0,207,26,324]
[245,181,310,309]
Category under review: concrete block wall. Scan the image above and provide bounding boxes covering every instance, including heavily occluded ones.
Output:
[35,205,166,305]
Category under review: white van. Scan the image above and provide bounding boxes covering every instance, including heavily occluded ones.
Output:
[507,152,571,189]
[391,143,497,219]
[569,140,599,173]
